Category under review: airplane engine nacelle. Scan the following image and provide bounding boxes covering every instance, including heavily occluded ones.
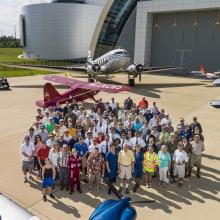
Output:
[127,64,144,74]
[87,64,101,74]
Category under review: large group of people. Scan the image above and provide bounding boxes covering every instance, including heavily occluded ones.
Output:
[20,96,205,201]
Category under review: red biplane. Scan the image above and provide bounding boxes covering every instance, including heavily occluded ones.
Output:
[36,75,131,107]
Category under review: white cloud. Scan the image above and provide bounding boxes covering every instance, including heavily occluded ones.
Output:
[0,0,50,37]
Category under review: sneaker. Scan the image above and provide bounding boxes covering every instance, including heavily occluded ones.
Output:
[49,194,55,199]
[43,195,47,202]
[24,177,28,183]
[77,189,83,193]
[119,187,123,193]
[29,176,34,181]
[145,183,149,188]
[148,183,152,188]
[125,188,129,194]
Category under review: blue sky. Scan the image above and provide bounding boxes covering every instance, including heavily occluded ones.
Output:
[0,0,50,37]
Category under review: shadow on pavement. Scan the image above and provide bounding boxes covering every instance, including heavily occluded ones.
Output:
[26,155,220,218]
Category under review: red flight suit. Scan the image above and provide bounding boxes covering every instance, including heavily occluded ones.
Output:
[68,155,82,192]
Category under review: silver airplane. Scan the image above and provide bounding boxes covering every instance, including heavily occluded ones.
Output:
[0,193,40,220]
[61,48,178,87]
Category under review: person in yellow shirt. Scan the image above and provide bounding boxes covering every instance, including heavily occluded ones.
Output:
[68,122,76,138]
[143,146,159,188]
[118,143,135,194]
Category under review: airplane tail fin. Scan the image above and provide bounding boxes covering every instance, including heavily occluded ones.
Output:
[44,83,61,102]
[87,50,93,63]
[199,65,206,75]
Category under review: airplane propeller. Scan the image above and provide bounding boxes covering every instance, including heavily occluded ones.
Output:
[92,63,101,73]
[135,64,144,82]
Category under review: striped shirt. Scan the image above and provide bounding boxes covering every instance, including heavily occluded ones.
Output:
[58,151,71,167]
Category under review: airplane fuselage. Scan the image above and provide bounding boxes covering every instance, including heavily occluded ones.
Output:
[92,49,130,73]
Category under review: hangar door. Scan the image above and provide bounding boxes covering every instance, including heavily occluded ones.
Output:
[151,10,220,72]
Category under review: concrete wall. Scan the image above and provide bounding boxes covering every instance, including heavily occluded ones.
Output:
[117,7,137,61]
[21,3,103,60]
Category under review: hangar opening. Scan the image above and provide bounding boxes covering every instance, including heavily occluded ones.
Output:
[150,10,220,72]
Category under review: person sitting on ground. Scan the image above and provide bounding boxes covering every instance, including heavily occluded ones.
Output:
[42,158,56,201]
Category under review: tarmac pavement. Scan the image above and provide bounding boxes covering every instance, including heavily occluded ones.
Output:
[0,72,219,220]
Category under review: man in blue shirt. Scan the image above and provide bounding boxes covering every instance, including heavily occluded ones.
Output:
[132,117,143,132]
[74,136,89,183]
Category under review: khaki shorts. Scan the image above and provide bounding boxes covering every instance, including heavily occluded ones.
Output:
[22,160,34,173]
[190,154,202,169]
[119,165,132,180]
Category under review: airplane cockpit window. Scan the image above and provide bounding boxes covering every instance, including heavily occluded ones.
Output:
[115,51,124,55]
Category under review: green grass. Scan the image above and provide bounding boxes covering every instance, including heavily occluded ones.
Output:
[0,48,30,63]
[0,64,58,78]
[0,48,75,66]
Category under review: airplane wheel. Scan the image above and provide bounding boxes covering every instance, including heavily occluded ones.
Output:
[128,78,135,87]
[88,78,95,83]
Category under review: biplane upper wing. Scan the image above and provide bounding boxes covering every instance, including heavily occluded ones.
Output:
[44,75,131,93]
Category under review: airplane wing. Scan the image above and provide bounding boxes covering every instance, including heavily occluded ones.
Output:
[44,65,86,72]
[142,66,182,73]
[44,75,131,92]
[44,75,84,88]
[78,82,131,93]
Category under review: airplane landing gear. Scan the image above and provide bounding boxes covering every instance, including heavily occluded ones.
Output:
[128,74,135,87]
[88,74,96,83]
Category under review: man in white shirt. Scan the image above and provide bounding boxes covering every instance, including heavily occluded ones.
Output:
[21,135,35,183]
[149,114,158,129]
[120,132,132,149]
[173,142,188,186]
[88,138,101,153]
[130,131,146,149]
[42,111,50,126]
[161,113,172,129]
[109,126,120,142]
[59,119,67,133]
[139,121,150,138]
[100,135,112,157]
[84,133,91,146]
[109,97,117,110]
